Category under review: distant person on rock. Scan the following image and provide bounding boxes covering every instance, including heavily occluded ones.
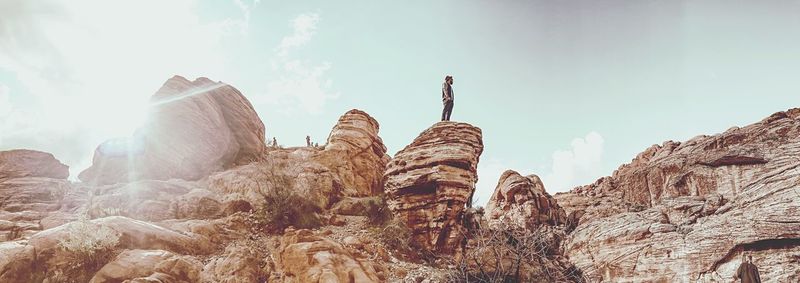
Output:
[441,75,454,121]
[734,253,761,283]
[306,135,311,147]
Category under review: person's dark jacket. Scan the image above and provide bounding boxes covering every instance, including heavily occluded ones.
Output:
[442,82,453,102]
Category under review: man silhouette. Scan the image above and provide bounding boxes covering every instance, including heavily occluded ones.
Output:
[441,75,454,121]
[734,253,761,283]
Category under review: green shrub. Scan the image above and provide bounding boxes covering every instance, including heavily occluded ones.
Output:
[257,185,323,233]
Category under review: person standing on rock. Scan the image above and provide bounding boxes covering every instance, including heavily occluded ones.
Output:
[733,253,761,283]
[441,75,454,121]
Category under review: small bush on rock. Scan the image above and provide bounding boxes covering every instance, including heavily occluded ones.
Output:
[365,195,392,226]
[258,185,323,232]
[56,215,120,281]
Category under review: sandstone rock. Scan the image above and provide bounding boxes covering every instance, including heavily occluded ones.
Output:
[0,177,75,241]
[485,170,567,230]
[90,249,175,283]
[557,108,800,282]
[79,75,267,185]
[201,244,263,283]
[0,149,69,179]
[384,121,484,255]
[88,180,223,222]
[273,229,384,283]
[209,109,389,209]
[314,109,391,197]
[0,241,36,282]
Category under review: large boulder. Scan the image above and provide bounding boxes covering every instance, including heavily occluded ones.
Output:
[384,121,484,255]
[79,75,267,185]
[556,108,800,282]
[485,170,567,230]
[0,149,69,179]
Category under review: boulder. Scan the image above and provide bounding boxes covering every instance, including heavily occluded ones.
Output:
[384,121,484,254]
[79,75,267,185]
[485,170,567,230]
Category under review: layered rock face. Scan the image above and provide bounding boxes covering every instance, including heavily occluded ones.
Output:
[0,150,77,241]
[384,121,484,254]
[0,149,69,179]
[556,108,800,282]
[315,109,391,197]
[485,170,567,230]
[79,76,267,185]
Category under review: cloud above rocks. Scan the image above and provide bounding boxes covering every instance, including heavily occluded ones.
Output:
[543,131,605,192]
[263,13,339,115]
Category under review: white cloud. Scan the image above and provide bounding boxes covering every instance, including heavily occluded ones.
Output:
[542,131,605,192]
[0,0,249,176]
[261,13,338,115]
[275,13,320,57]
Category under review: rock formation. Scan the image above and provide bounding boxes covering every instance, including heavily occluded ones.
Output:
[384,121,484,255]
[0,149,69,180]
[79,75,267,185]
[208,109,390,209]
[0,150,76,241]
[556,108,800,282]
[485,170,567,230]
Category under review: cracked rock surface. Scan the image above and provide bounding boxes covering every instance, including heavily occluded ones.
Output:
[556,108,800,282]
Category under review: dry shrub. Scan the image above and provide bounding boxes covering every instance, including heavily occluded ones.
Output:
[251,161,324,233]
[55,216,120,281]
[377,218,418,258]
[365,195,392,226]
[446,222,587,283]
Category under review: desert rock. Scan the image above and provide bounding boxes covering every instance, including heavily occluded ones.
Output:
[384,121,484,255]
[79,76,267,185]
[556,108,800,282]
[485,170,567,230]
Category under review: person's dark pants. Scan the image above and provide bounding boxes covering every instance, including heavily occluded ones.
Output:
[441,100,454,121]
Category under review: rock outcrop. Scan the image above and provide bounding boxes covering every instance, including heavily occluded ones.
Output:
[384,121,484,255]
[209,109,389,209]
[79,75,267,185]
[314,109,391,197]
[485,170,567,230]
[0,150,77,241]
[272,229,385,282]
[556,108,800,282]
[0,149,69,179]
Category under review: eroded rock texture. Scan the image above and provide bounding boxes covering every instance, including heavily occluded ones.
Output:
[209,109,390,209]
[271,229,385,282]
[79,75,267,185]
[556,108,800,282]
[485,170,567,230]
[0,150,78,241]
[384,121,484,255]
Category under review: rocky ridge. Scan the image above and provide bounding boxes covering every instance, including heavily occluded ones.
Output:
[555,108,800,282]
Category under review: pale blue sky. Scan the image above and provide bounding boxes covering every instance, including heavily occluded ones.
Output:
[2,0,800,205]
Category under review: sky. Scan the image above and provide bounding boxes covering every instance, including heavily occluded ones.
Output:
[2,0,800,206]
